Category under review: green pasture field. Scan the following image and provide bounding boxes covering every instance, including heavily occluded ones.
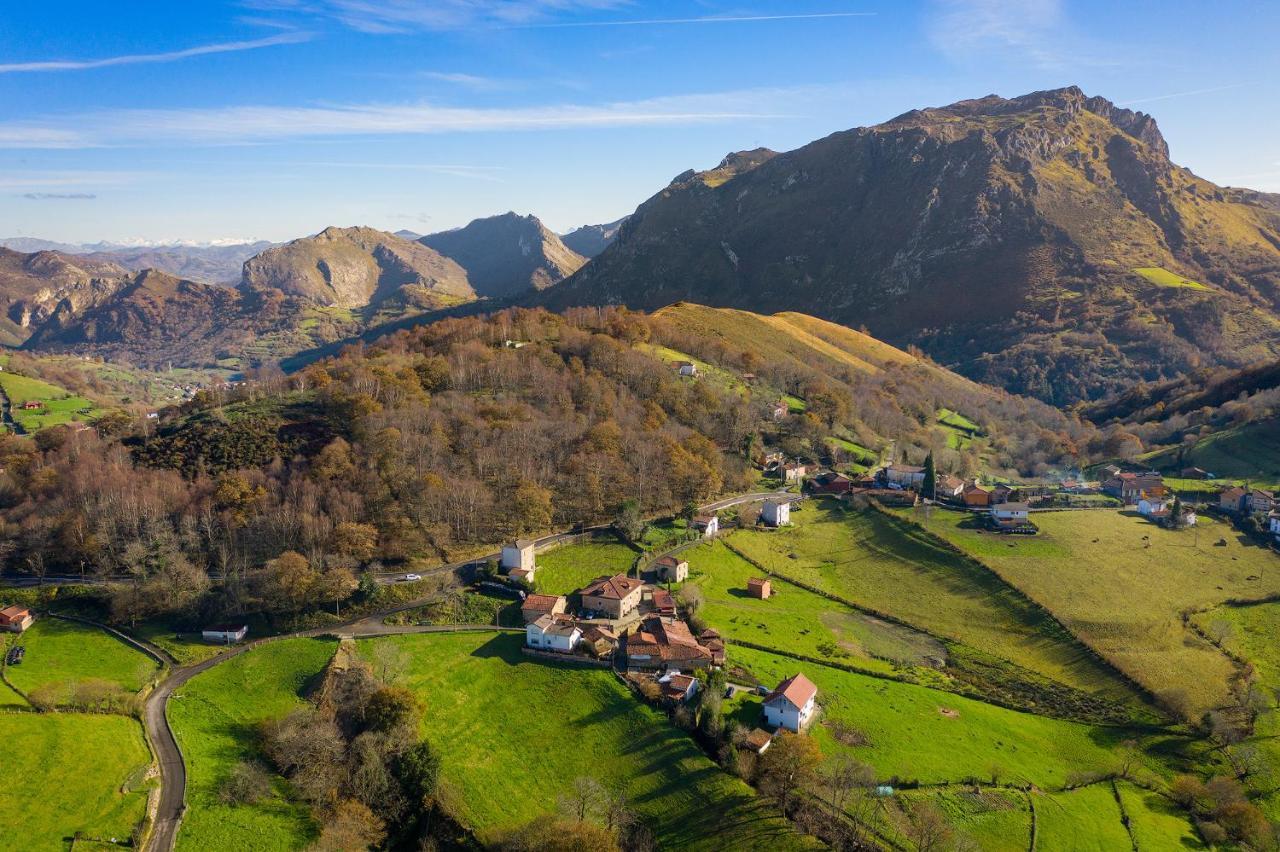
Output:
[533,538,637,595]
[0,370,100,432]
[878,787,1031,851]
[1142,416,1280,487]
[169,637,337,852]
[4,617,159,705]
[360,631,815,850]
[1115,781,1204,849]
[917,507,1280,718]
[1132,266,1209,290]
[0,713,151,851]
[1034,784,1132,851]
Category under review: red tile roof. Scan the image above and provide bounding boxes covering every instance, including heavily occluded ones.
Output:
[579,574,644,600]
[764,673,817,710]
[522,594,564,613]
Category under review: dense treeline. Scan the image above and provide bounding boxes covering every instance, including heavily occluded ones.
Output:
[0,306,1099,626]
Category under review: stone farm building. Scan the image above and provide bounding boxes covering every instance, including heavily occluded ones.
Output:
[625,617,715,671]
[761,499,791,527]
[579,574,645,619]
[763,672,819,733]
[747,578,772,599]
[653,555,689,583]
[501,539,536,573]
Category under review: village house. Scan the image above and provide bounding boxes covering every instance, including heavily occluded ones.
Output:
[770,401,789,421]
[675,361,698,377]
[202,624,248,644]
[521,593,567,624]
[1105,472,1165,505]
[659,671,700,703]
[1181,467,1211,480]
[692,514,719,538]
[962,483,991,508]
[651,588,677,617]
[579,574,645,619]
[1269,513,1280,544]
[1137,496,1167,517]
[990,484,1015,504]
[526,614,582,653]
[781,462,809,484]
[807,471,851,495]
[761,499,791,527]
[653,555,689,583]
[762,672,818,733]
[1220,486,1248,514]
[501,539,536,573]
[1245,490,1275,517]
[625,617,715,671]
[1099,464,1122,480]
[883,463,925,489]
[0,605,33,633]
[747,577,771,599]
[991,502,1030,523]
[935,474,966,500]
[698,628,726,666]
[581,625,618,658]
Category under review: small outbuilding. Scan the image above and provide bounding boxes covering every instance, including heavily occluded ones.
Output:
[653,555,689,583]
[521,594,567,624]
[747,578,771,600]
[0,605,33,633]
[692,514,719,538]
[202,624,249,644]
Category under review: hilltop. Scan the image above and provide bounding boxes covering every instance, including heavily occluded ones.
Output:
[560,216,628,257]
[420,212,586,297]
[542,87,1280,404]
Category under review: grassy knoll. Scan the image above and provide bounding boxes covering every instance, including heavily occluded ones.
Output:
[0,370,100,432]
[1116,781,1204,849]
[131,622,227,665]
[169,637,337,852]
[361,631,814,850]
[534,538,637,595]
[1034,784,1133,851]
[728,504,1143,708]
[728,645,1148,791]
[1132,266,1209,291]
[919,508,1280,718]
[687,540,943,675]
[636,342,749,396]
[5,618,158,705]
[0,713,151,851]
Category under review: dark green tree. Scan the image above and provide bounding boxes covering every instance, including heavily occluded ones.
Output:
[922,452,936,498]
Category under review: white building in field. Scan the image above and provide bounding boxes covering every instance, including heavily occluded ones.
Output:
[202,624,248,644]
[692,514,719,538]
[501,539,536,573]
[990,502,1030,522]
[763,672,818,733]
[526,614,581,653]
[761,499,791,527]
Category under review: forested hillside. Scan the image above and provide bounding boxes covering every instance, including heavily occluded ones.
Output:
[0,305,1097,628]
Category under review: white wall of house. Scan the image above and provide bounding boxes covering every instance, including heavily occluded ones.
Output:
[1137,499,1166,517]
[501,544,535,572]
[762,501,790,527]
[991,506,1028,521]
[526,623,581,652]
[764,696,815,732]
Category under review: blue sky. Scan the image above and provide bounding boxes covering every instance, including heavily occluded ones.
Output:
[1,0,1277,244]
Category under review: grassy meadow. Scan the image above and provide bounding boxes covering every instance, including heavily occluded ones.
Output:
[727,645,1148,791]
[1132,266,1209,291]
[1142,415,1280,486]
[1033,784,1132,851]
[533,538,637,595]
[918,507,1280,718]
[0,370,100,432]
[4,617,159,705]
[727,503,1144,710]
[0,713,152,851]
[360,631,815,850]
[169,637,337,852]
[687,540,943,675]
[879,787,1031,851]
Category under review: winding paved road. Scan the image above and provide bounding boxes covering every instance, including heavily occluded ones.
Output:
[139,488,795,851]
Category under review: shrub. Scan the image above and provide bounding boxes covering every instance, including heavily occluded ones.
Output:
[219,761,272,806]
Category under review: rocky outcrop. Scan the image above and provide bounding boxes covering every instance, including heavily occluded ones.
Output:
[561,217,629,258]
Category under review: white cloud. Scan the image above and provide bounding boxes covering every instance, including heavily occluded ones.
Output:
[0,170,146,189]
[0,88,795,149]
[1118,82,1262,106]
[927,0,1120,69]
[0,31,311,74]
[246,0,626,33]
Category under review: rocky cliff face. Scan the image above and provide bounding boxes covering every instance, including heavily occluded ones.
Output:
[0,249,134,345]
[243,226,474,309]
[542,87,1280,404]
[421,212,586,298]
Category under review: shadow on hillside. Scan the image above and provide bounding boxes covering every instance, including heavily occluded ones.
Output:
[467,632,522,664]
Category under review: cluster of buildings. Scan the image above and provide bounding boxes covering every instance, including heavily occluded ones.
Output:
[1219,486,1278,543]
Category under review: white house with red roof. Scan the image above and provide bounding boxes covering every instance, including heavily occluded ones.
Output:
[763,672,818,732]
